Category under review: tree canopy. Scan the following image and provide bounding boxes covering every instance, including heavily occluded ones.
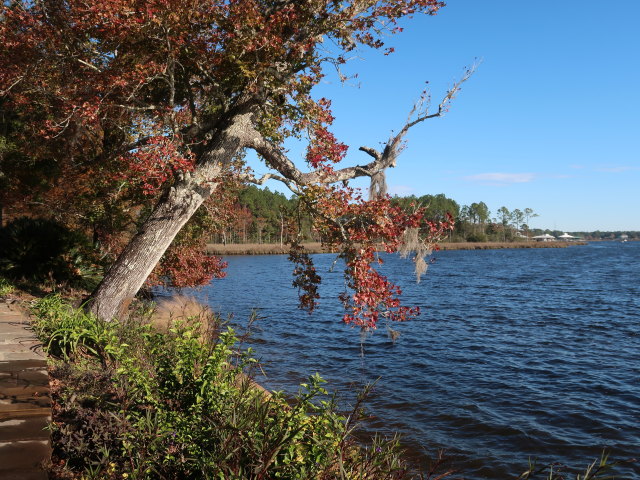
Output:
[1,0,467,328]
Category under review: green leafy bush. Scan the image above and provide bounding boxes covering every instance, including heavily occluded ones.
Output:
[465,232,488,243]
[30,295,117,361]
[0,276,14,296]
[0,217,102,289]
[32,297,418,480]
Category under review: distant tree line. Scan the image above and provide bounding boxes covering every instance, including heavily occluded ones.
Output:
[207,187,638,244]
[391,196,543,242]
[208,186,314,245]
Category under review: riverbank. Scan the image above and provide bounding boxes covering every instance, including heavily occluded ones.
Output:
[205,240,587,255]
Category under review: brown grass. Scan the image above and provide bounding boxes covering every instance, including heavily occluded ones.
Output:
[149,295,214,333]
[437,241,586,250]
[206,240,586,255]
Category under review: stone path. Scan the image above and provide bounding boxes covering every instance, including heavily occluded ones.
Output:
[0,300,50,480]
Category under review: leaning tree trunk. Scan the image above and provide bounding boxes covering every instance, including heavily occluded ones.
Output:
[87,112,252,321]
[87,181,213,320]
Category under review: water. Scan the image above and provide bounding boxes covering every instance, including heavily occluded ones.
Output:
[178,241,639,478]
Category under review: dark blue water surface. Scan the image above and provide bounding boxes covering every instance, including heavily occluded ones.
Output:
[180,241,639,478]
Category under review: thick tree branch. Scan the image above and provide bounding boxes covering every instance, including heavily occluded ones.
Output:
[246,130,379,185]
[238,171,302,194]
[244,132,305,184]
[358,146,381,160]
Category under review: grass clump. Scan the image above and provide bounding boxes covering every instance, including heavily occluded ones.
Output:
[31,295,420,480]
[516,452,631,480]
[0,276,15,296]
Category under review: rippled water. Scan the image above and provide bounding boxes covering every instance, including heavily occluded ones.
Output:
[179,241,639,478]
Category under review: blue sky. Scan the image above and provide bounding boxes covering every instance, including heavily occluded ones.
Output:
[254,1,640,232]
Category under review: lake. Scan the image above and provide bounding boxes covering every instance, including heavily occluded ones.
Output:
[176,241,639,479]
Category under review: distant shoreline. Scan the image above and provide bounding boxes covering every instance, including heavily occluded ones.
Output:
[205,241,588,256]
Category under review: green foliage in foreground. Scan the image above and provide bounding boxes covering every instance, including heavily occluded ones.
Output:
[0,276,14,296]
[31,296,417,480]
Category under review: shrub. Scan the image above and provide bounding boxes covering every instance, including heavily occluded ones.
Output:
[0,276,14,296]
[32,297,419,480]
[466,233,488,242]
[30,294,118,361]
[0,217,102,289]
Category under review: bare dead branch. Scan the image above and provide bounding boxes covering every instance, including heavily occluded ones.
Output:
[396,62,478,141]
[76,58,102,72]
[242,63,477,191]
[0,75,25,95]
[361,61,480,191]
[237,171,302,194]
[114,104,160,112]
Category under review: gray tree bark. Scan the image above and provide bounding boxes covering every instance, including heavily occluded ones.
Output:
[87,181,212,320]
[87,112,253,321]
